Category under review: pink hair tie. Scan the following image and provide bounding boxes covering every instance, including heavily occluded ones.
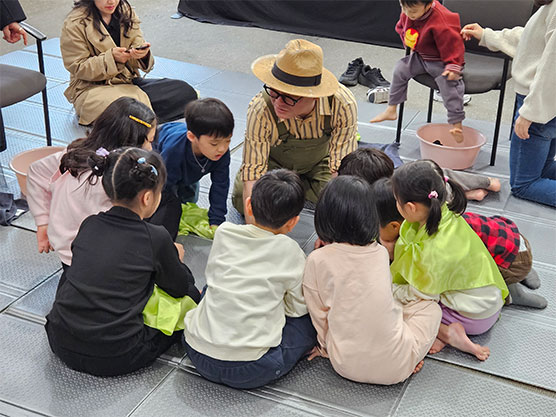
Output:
[428,190,438,199]
[95,147,109,157]
[444,176,449,182]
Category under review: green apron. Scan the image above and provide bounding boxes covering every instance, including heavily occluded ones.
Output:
[232,93,333,213]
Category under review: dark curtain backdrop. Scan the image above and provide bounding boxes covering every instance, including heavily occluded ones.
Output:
[177,1,404,49]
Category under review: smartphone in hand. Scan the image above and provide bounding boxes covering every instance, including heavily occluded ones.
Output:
[125,44,149,52]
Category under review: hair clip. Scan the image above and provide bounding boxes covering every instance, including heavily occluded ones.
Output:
[444,176,449,183]
[129,115,152,128]
[428,190,439,199]
[95,147,109,157]
[137,157,158,176]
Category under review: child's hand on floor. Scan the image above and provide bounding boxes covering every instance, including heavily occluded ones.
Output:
[461,23,484,41]
[306,346,327,361]
[174,243,185,261]
[36,225,53,253]
[442,70,460,81]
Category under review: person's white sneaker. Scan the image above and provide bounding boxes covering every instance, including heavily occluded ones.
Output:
[433,90,471,105]
[367,87,390,104]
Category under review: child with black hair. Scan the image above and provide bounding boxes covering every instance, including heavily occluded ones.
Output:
[45,147,201,377]
[183,169,316,389]
[303,175,441,384]
[27,97,158,268]
[150,98,234,240]
[337,147,394,184]
[390,160,508,361]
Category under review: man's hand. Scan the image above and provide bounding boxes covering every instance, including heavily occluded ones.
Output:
[461,23,484,42]
[2,22,27,45]
[36,225,53,253]
[514,115,532,140]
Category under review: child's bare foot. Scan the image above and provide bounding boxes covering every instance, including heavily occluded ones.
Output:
[450,125,464,143]
[465,188,489,201]
[446,322,490,361]
[429,338,446,354]
[413,360,424,374]
[370,105,398,123]
[487,177,501,192]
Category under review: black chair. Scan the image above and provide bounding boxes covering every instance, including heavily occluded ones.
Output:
[395,0,534,166]
[0,21,52,153]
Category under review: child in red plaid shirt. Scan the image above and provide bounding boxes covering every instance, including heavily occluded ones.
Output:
[461,213,546,309]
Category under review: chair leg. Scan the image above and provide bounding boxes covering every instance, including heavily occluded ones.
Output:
[396,102,404,144]
[490,57,510,166]
[36,39,52,146]
[41,88,52,146]
[0,108,6,153]
[427,88,434,123]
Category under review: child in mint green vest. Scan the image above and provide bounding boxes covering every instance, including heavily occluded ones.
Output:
[390,160,508,361]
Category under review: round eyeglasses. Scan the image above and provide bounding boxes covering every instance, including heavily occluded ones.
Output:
[263,85,302,107]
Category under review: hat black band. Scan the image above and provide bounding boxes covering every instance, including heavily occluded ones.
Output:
[271,63,322,87]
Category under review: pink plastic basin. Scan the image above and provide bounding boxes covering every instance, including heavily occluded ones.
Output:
[416,123,486,170]
[9,146,65,196]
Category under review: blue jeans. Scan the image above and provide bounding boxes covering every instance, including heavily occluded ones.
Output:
[185,315,316,389]
[509,94,556,207]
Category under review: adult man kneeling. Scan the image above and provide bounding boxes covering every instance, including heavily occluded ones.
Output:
[232,39,358,217]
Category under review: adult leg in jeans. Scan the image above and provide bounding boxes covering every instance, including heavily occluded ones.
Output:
[510,94,556,207]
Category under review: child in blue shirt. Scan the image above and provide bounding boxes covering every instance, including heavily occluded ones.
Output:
[150,98,234,239]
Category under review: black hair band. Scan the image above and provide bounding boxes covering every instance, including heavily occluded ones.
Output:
[271,63,322,87]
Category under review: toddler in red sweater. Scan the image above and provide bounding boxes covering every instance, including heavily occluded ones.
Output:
[371,0,466,142]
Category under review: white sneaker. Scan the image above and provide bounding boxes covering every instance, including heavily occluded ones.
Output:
[367,87,390,104]
[433,90,471,105]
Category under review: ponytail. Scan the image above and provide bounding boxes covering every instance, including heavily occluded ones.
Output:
[425,191,443,235]
[95,147,166,203]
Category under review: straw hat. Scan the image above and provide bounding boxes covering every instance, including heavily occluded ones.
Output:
[251,39,339,98]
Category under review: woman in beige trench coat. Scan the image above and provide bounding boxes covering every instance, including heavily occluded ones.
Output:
[61,0,197,126]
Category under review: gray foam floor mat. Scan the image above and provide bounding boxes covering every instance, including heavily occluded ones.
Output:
[0,292,16,312]
[265,356,407,416]
[0,314,175,417]
[503,264,556,326]
[427,312,556,391]
[10,211,37,232]
[393,360,556,417]
[3,102,86,144]
[131,368,317,417]
[0,50,68,81]
[195,70,262,98]
[0,226,61,293]
[6,271,61,321]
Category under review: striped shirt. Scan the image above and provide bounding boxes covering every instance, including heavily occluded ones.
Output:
[241,84,358,181]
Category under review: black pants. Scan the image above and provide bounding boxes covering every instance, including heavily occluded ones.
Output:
[147,190,182,241]
[133,77,197,123]
[46,321,183,377]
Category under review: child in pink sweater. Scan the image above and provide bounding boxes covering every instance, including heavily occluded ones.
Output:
[303,175,441,384]
[27,97,157,267]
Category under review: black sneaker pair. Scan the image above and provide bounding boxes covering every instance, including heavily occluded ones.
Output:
[339,58,390,88]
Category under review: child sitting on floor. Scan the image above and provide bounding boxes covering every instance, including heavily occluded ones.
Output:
[149,98,234,240]
[371,0,466,143]
[303,175,441,384]
[373,176,547,309]
[183,169,316,389]
[390,160,509,361]
[27,97,158,268]
[45,148,201,376]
